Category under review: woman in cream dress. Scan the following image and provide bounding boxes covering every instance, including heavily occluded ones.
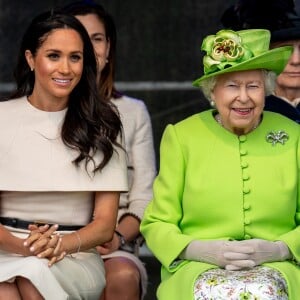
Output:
[0,10,127,300]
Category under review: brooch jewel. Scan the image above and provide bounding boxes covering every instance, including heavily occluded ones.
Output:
[266,130,289,146]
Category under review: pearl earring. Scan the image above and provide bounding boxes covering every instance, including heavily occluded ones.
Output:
[210,100,215,107]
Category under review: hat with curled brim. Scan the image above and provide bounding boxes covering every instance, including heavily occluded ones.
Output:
[192,29,292,87]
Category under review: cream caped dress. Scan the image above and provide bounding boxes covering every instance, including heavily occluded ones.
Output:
[0,97,128,300]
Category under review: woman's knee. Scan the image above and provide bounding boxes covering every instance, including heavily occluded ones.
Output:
[104,258,140,288]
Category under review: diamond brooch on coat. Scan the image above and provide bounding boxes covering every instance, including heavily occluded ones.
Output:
[266,130,289,146]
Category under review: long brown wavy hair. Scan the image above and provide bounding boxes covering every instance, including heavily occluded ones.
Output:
[9,11,123,173]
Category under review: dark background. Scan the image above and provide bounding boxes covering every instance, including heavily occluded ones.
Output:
[0,0,239,161]
[2,1,300,299]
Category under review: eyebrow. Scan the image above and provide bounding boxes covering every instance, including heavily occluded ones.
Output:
[225,79,262,84]
[45,49,83,54]
[90,32,106,38]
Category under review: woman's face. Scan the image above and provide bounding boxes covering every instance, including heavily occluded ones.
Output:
[75,13,110,75]
[272,40,300,99]
[211,70,265,135]
[25,28,83,110]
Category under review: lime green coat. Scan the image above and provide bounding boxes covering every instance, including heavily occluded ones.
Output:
[141,110,300,300]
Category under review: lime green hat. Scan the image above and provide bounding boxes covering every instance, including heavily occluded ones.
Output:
[193,29,292,87]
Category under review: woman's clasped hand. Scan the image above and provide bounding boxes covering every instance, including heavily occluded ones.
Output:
[181,239,291,270]
[24,224,66,266]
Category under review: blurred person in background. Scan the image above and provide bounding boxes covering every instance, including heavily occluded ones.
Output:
[62,1,156,299]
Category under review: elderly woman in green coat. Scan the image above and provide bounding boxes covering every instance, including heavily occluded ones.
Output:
[141,28,300,299]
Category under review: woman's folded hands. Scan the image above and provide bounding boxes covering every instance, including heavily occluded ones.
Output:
[180,239,291,270]
[24,224,66,266]
[224,239,291,270]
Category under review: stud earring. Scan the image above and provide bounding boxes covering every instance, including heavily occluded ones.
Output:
[210,100,215,107]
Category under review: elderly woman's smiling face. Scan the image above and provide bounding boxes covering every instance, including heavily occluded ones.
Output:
[211,70,265,135]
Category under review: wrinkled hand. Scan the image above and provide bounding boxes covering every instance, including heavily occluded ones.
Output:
[96,232,120,255]
[180,240,254,268]
[24,224,66,266]
[225,239,291,271]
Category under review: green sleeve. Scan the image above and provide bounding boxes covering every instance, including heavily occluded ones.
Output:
[140,124,193,272]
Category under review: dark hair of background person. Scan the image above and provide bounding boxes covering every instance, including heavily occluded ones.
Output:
[220,0,297,32]
[62,0,123,101]
[8,10,122,172]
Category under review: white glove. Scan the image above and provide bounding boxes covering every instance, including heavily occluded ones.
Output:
[225,239,291,271]
[180,240,254,268]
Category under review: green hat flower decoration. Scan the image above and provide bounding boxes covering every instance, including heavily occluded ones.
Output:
[193,29,293,87]
[202,30,253,75]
